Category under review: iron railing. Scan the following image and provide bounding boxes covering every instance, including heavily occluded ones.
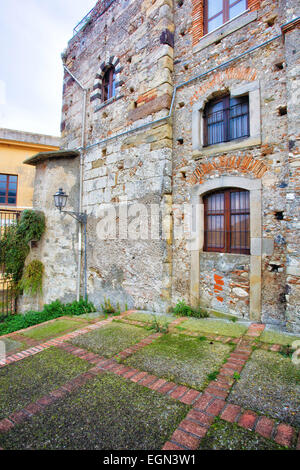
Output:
[73,1,116,36]
[0,209,22,320]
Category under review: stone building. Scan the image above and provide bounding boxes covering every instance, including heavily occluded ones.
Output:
[24,0,300,332]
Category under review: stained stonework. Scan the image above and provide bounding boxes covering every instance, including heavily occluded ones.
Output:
[25,0,299,332]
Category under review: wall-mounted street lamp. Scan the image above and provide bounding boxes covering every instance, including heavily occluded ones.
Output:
[53,188,88,300]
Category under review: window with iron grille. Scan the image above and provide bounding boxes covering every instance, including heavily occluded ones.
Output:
[203,95,249,146]
[204,188,250,254]
[204,0,248,34]
[0,174,17,205]
[101,66,116,102]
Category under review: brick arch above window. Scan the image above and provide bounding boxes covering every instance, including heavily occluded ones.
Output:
[191,0,261,47]
[90,55,124,111]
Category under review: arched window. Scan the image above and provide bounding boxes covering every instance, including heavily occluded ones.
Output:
[102,66,116,102]
[203,94,249,146]
[203,188,250,254]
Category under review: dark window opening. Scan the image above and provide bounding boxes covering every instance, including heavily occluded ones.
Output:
[204,188,250,254]
[204,0,248,34]
[203,94,249,146]
[0,174,17,206]
[102,66,116,102]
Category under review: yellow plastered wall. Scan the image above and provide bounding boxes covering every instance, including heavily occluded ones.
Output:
[0,138,59,210]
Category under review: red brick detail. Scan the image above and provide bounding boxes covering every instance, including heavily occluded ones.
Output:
[206,398,226,416]
[9,409,29,425]
[255,416,275,439]
[248,0,261,11]
[192,156,268,184]
[274,424,294,448]
[238,410,257,430]
[128,371,147,382]
[171,429,200,450]
[220,404,241,423]
[0,418,14,433]
[24,402,43,415]
[139,374,158,387]
[205,385,229,399]
[170,385,190,400]
[194,392,214,410]
[162,441,185,450]
[186,409,214,427]
[179,419,208,438]
[180,389,201,405]
[246,323,265,337]
[148,378,167,391]
[159,382,177,395]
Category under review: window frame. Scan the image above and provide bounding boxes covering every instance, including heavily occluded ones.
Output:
[203,94,250,147]
[0,174,18,206]
[203,188,250,255]
[204,0,248,35]
[101,66,116,103]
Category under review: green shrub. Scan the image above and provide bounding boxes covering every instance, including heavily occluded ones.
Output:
[173,300,209,319]
[101,297,121,316]
[0,210,46,286]
[147,315,169,334]
[19,260,44,295]
[0,299,96,336]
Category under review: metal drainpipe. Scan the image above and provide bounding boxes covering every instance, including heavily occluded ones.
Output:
[63,66,87,301]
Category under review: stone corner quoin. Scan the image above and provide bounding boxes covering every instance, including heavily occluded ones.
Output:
[22,0,300,334]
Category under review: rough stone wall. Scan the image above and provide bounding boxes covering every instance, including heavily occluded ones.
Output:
[18,156,80,312]
[171,0,298,327]
[25,0,299,331]
[59,0,176,311]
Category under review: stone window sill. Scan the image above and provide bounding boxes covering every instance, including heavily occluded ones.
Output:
[193,10,258,53]
[94,94,124,113]
[192,136,261,160]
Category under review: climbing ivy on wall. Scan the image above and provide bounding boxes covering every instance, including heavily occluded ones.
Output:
[0,210,45,293]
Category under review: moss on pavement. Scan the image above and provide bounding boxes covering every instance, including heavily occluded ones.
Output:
[69,322,150,357]
[199,419,285,450]
[125,333,231,390]
[0,347,91,420]
[127,312,175,324]
[228,349,300,427]
[20,318,89,341]
[179,318,247,338]
[259,329,300,346]
[0,373,189,450]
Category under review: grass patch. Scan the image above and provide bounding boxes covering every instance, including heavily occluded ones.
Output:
[199,419,285,450]
[260,330,300,346]
[125,333,231,391]
[0,348,91,420]
[228,349,300,427]
[179,318,247,338]
[69,322,150,358]
[20,318,88,341]
[0,373,189,450]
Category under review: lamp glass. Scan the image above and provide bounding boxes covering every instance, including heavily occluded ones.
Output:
[53,188,68,211]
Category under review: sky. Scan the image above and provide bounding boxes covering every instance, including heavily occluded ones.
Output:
[0,0,97,137]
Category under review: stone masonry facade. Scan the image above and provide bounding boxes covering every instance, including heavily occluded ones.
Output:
[23,0,300,332]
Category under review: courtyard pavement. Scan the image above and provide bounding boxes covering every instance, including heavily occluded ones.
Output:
[0,310,299,450]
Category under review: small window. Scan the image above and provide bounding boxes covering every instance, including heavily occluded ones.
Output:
[0,174,17,205]
[203,94,249,146]
[102,66,116,102]
[205,0,248,34]
[204,188,250,254]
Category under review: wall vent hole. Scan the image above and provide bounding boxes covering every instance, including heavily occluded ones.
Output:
[278,106,287,116]
[275,211,284,220]
[177,138,184,145]
[102,148,107,157]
